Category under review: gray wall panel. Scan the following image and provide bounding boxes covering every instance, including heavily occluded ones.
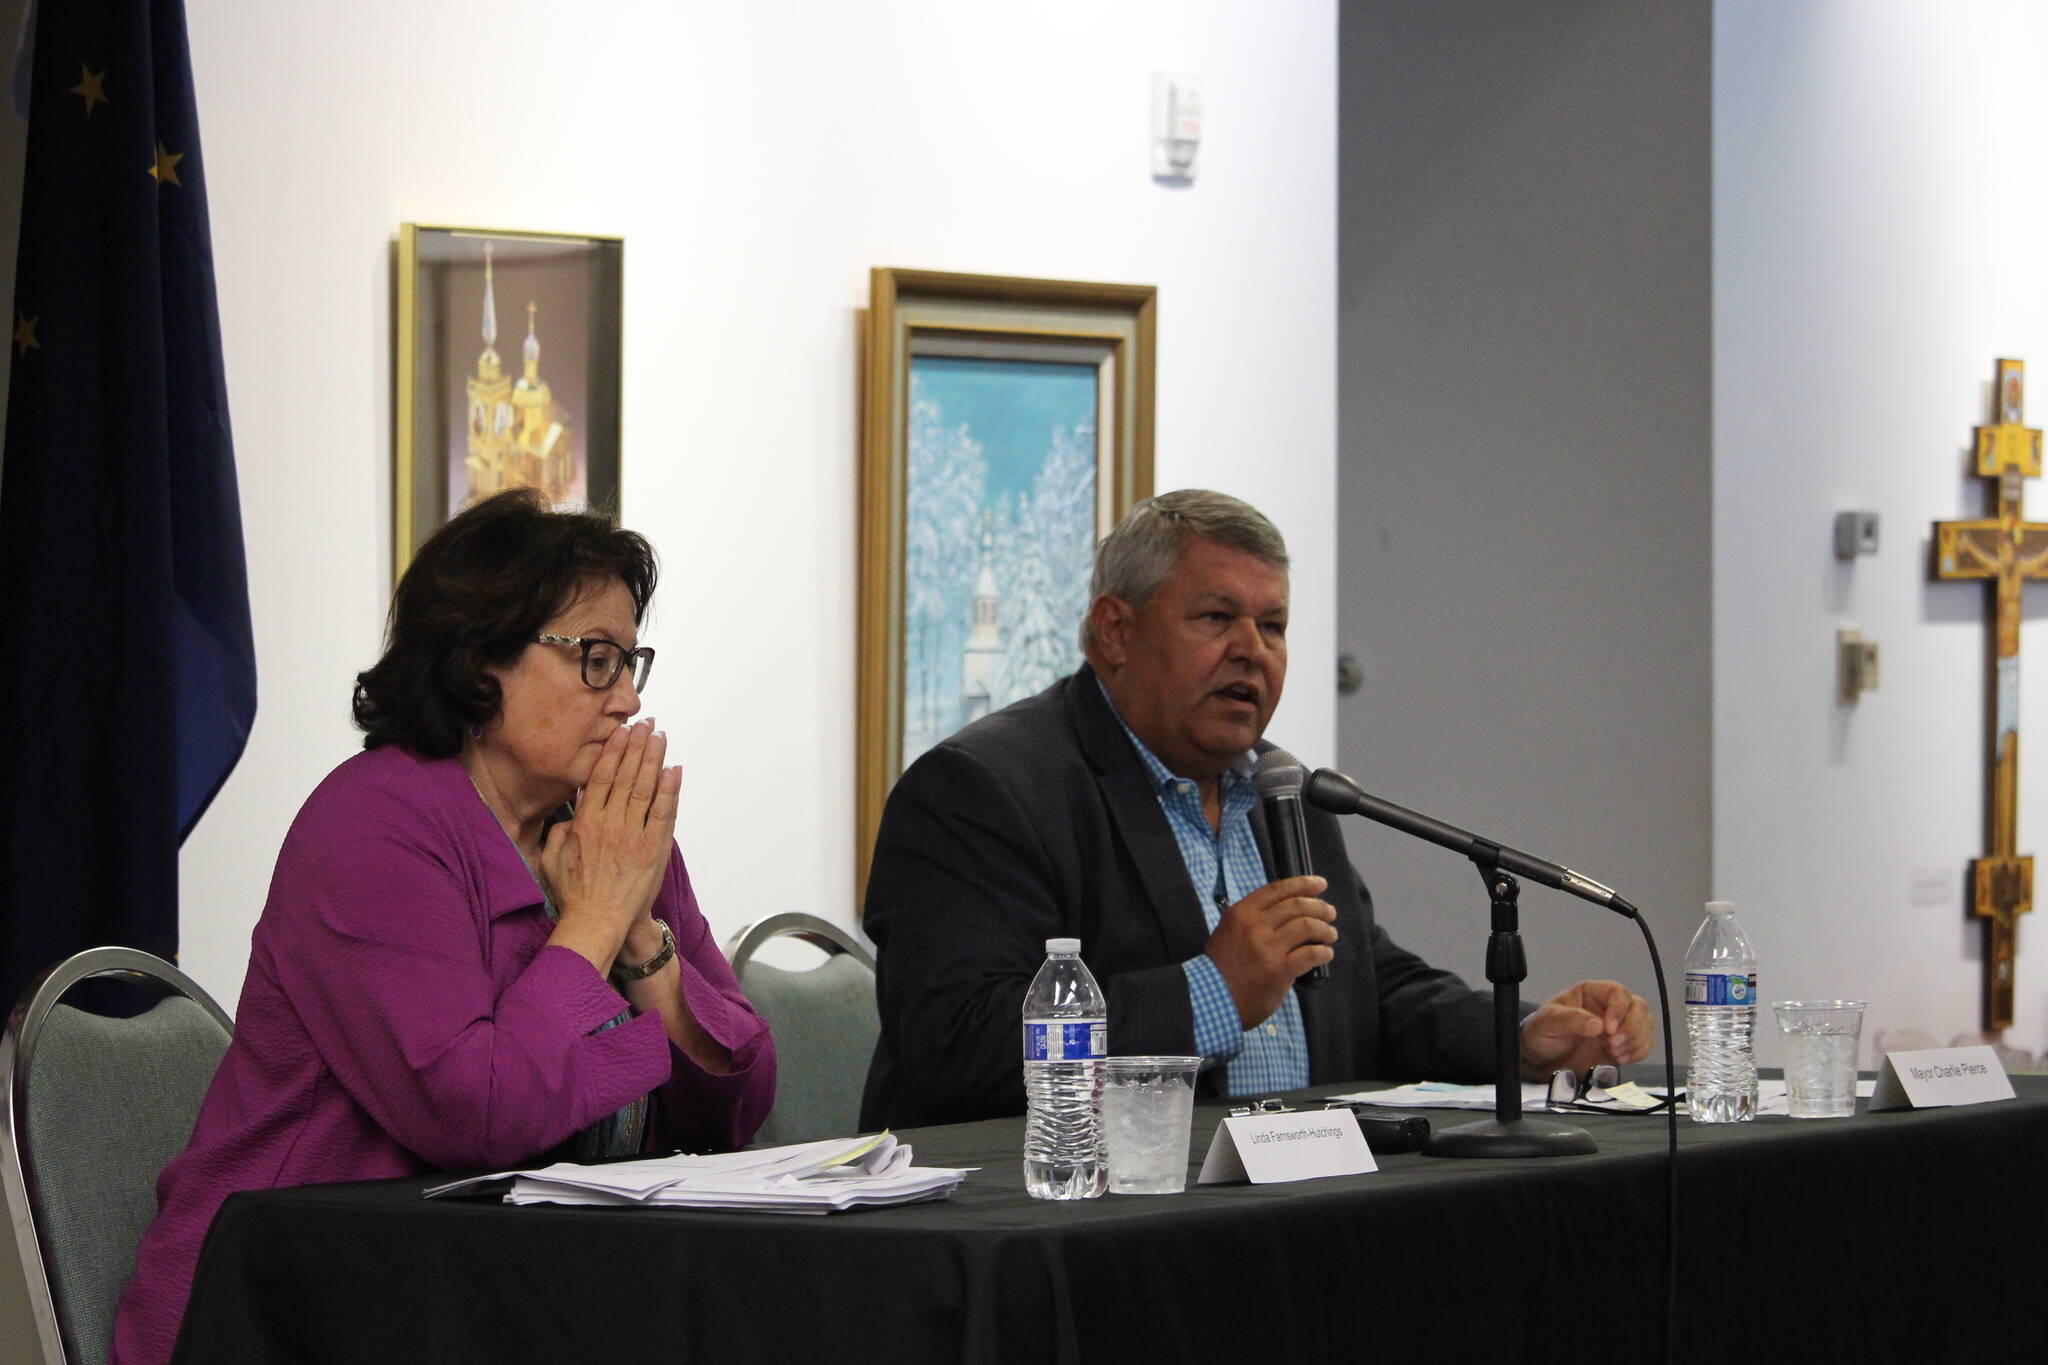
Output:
[1336,1,1712,1048]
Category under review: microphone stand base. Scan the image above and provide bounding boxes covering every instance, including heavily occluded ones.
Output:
[1421,1115,1597,1159]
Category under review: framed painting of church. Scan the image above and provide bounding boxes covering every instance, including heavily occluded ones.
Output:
[857,267,1156,895]
[394,225,624,577]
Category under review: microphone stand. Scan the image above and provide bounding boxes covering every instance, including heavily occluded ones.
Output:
[1422,848,1597,1159]
[1301,768,1630,1157]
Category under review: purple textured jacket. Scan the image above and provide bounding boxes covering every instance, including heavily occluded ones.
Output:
[111,745,777,1365]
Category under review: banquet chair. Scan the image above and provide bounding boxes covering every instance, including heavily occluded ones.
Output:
[725,914,878,1145]
[1,948,233,1365]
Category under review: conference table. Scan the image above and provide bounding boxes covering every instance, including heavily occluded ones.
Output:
[171,1075,2048,1364]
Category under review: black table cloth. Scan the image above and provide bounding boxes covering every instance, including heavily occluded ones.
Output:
[172,1075,2048,1364]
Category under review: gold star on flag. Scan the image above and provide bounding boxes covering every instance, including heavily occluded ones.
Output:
[14,313,40,358]
[149,141,183,187]
[70,66,108,115]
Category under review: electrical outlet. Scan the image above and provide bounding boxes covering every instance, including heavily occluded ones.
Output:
[1834,511,1880,559]
[1839,628,1879,701]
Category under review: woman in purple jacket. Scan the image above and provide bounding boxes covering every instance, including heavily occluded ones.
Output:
[112,491,777,1364]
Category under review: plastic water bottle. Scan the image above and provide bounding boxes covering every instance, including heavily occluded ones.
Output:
[1684,899,1758,1122]
[1022,937,1107,1200]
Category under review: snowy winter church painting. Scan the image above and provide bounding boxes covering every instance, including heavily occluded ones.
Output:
[899,354,1099,768]
[855,266,1155,888]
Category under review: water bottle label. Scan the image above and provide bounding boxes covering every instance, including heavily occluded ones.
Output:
[1024,1021,1107,1061]
[1685,971,1755,1006]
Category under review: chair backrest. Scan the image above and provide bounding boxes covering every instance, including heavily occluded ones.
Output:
[1,947,233,1365]
[725,914,878,1146]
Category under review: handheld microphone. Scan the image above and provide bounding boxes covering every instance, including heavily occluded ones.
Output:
[1253,748,1330,983]
[1304,767,1637,919]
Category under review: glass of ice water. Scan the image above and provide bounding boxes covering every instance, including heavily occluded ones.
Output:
[1771,1000,1866,1119]
[1101,1056,1201,1194]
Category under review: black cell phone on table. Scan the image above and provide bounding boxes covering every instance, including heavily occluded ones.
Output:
[1320,1101,1431,1154]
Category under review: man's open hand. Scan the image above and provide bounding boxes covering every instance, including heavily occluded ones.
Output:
[1518,979,1653,1079]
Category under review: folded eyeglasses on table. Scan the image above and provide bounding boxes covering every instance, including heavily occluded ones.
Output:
[1544,1065,1678,1115]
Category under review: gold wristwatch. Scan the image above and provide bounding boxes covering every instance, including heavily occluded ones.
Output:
[616,920,676,981]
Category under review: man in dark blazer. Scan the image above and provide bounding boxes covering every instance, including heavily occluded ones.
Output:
[860,491,1650,1129]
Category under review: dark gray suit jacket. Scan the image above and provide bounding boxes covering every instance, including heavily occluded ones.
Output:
[859,666,1508,1129]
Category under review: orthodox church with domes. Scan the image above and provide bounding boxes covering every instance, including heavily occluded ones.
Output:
[463,241,577,504]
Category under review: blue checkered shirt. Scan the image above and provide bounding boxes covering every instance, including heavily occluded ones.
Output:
[1099,682,1311,1096]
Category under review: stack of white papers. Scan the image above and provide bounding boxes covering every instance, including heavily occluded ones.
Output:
[1329,1082,1558,1113]
[423,1133,972,1214]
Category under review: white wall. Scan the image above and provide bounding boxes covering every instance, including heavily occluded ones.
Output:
[1,7,1333,1355]
[1717,0,2048,1066]
[169,1,1338,1008]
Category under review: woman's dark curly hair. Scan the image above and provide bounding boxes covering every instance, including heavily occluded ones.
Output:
[352,490,658,756]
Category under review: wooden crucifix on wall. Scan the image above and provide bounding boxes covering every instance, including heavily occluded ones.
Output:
[1932,357,2048,1031]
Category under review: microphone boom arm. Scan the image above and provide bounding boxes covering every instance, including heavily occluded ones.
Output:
[1304,769,1637,920]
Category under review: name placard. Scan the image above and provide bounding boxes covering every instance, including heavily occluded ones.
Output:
[1869,1045,2016,1111]
[1196,1109,1377,1185]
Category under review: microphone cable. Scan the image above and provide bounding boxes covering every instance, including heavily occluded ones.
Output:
[1613,899,1679,1365]
[1303,761,1679,1354]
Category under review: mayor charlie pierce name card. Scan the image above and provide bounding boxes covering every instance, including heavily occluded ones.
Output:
[1869,1045,2016,1111]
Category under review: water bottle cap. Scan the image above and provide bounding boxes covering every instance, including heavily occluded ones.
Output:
[1045,937,1082,955]
[1705,899,1737,915]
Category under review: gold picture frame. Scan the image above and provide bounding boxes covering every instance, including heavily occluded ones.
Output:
[394,224,624,578]
[857,267,1156,897]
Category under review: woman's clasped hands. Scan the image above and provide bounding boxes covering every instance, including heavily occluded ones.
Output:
[536,718,682,973]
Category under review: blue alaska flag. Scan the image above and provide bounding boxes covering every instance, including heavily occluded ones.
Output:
[0,0,255,1007]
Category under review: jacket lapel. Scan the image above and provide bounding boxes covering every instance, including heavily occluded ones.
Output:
[1067,667,1214,957]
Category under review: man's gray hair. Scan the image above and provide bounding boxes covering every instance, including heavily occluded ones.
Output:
[1079,489,1289,651]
